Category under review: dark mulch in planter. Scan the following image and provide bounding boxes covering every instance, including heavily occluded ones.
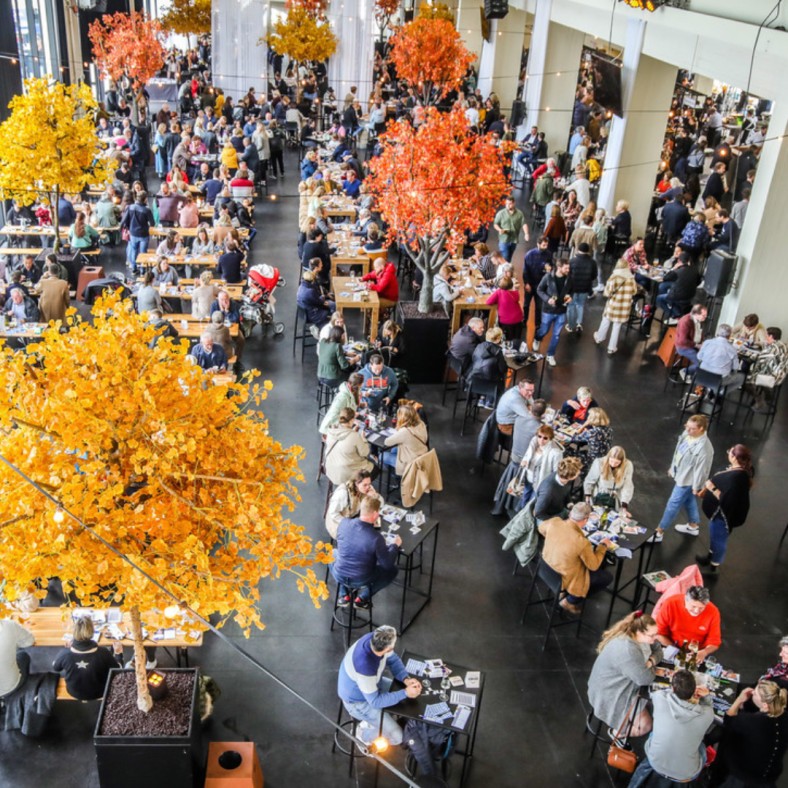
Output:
[98,671,195,737]
[398,301,449,321]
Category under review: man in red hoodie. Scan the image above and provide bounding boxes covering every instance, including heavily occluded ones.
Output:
[362,257,399,307]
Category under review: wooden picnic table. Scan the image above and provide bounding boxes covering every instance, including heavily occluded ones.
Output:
[333,276,380,341]
[136,252,219,270]
[447,264,498,335]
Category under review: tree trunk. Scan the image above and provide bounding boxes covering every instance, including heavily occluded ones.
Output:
[413,235,449,313]
[52,186,60,255]
[129,606,153,713]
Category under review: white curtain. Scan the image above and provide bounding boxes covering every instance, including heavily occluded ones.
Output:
[212,0,269,101]
[327,0,375,111]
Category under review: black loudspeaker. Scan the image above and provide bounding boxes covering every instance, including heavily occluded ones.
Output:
[511,99,525,127]
[703,249,736,298]
[484,0,509,19]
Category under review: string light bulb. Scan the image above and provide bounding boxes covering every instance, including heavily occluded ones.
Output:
[370,736,389,753]
[53,506,65,524]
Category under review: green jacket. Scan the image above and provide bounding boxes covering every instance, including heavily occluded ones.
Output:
[319,383,357,435]
[317,339,349,382]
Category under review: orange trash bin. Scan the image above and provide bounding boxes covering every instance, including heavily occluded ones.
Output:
[204,742,263,788]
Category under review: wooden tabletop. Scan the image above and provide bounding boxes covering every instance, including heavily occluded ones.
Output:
[164,314,240,337]
[1,225,68,237]
[15,607,202,649]
[0,322,49,339]
[333,276,380,340]
[137,252,219,269]
[150,226,249,239]
[447,266,498,335]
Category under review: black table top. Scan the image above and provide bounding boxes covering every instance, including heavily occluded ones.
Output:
[379,505,438,557]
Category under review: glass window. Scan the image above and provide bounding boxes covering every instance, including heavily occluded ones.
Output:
[12,0,59,81]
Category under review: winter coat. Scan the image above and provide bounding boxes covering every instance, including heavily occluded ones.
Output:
[324,425,373,485]
[400,449,443,507]
[384,423,429,476]
[469,341,507,383]
[500,499,539,567]
[541,517,609,598]
[602,269,637,322]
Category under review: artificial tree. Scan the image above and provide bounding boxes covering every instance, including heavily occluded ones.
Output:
[0,294,330,711]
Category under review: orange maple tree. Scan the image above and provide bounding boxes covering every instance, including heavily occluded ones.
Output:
[375,0,400,45]
[0,293,330,711]
[366,107,509,312]
[89,10,165,123]
[388,17,474,105]
[285,0,329,14]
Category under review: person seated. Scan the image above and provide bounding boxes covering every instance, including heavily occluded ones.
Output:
[655,585,721,664]
[52,616,123,701]
[300,149,319,181]
[577,407,613,472]
[320,373,363,435]
[318,325,355,388]
[678,212,710,258]
[204,311,235,359]
[360,353,398,412]
[697,323,745,388]
[496,378,536,431]
[731,313,768,348]
[540,502,615,615]
[468,326,507,388]
[152,257,180,287]
[331,496,400,608]
[534,456,583,523]
[373,320,405,366]
[675,304,708,377]
[215,240,246,284]
[3,288,40,323]
[629,670,714,785]
[209,290,241,325]
[363,225,384,253]
[588,612,663,739]
[342,170,361,199]
[200,168,225,205]
[361,256,399,307]
[14,255,42,286]
[560,386,598,424]
[760,635,788,689]
[0,618,35,700]
[709,208,739,251]
[383,403,428,476]
[584,446,634,512]
[190,332,228,372]
[337,624,422,745]
[655,253,700,322]
[146,308,180,348]
[297,270,335,331]
[300,228,331,272]
[487,276,524,341]
[68,212,99,250]
[448,317,485,374]
[325,470,384,540]
[432,263,461,309]
[324,408,375,486]
[745,326,788,411]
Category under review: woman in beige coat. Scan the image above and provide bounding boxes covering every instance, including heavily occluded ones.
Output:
[324,408,374,485]
[593,259,638,355]
[383,404,429,476]
[37,265,71,323]
[191,270,219,319]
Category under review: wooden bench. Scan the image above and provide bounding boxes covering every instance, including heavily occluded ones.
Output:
[56,677,98,702]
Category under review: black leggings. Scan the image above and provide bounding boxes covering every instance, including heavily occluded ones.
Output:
[270,151,284,176]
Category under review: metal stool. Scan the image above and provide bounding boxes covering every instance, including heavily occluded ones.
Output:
[332,700,365,776]
[330,581,374,646]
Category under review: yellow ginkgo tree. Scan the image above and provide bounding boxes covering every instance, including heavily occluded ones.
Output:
[161,0,211,45]
[0,78,114,252]
[0,293,331,711]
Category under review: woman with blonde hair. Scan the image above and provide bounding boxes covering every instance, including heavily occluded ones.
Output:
[516,424,564,506]
[593,258,637,354]
[191,270,219,319]
[383,403,429,476]
[587,611,663,739]
[579,407,613,466]
[584,446,634,511]
[711,680,788,787]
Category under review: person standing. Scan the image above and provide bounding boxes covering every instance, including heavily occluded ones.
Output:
[0,618,35,699]
[565,242,597,334]
[694,444,753,574]
[592,258,638,355]
[652,415,714,543]
[493,196,528,262]
[120,192,155,276]
[337,625,422,745]
[533,258,572,367]
[522,236,552,328]
[628,670,715,787]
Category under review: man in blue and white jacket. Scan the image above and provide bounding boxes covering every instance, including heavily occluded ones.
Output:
[337,625,422,745]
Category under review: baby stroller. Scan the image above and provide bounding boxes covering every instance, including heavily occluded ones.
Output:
[240,263,286,338]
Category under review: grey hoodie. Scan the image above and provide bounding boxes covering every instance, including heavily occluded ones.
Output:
[645,688,714,780]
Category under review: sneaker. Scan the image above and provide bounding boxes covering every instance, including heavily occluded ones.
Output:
[337,594,351,608]
[593,283,606,293]
[559,598,582,615]
[647,530,664,543]
[607,348,617,355]
[675,524,700,536]
[270,175,277,180]
[308,324,320,339]
[679,368,689,381]
[575,325,583,334]
[701,563,719,576]
[565,325,575,333]
[666,317,679,326]
[593,334,603,345]
[695,553,712,566]
[531,339,541,352]
[146,659,158,670]
[354,597,370,609]
[546,355,556,367]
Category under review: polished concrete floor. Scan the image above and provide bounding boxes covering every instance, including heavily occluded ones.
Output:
[2,152,787,788]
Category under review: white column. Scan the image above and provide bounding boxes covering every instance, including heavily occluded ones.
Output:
[522,3,585,152]
[718,100,788,327]
[327,0,375,110]
[212,0,269,99]
[63,6,85,85]
[596,19,676,238]
[475,9,526,115]
[456,0,484,63]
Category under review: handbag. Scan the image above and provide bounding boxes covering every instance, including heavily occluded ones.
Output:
[593,492,617,509]
[606,696,639,773]
[506,465,527,497]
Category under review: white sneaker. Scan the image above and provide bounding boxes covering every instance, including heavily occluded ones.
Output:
[308,325,320,339]
[546,355,556,367]
[565,325,575,333]
[675,524,699,536]
[531,339,540,352]
[146,659,158,669]
[647,530,664,543]
[679,368,689,381]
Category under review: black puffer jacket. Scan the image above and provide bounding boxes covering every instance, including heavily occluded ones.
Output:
[469,341,507,383]
[568,252,597,295]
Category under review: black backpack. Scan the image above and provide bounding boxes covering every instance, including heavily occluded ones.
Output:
[403,718,454,784]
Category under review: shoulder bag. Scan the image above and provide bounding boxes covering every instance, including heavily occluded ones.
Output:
[506,465,528,498]
[606,696,639,773]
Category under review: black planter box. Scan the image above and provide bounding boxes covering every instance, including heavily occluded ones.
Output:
[94,668,203,788]
[397,302,450,384]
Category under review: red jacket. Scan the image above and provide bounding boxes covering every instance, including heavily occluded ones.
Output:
[675,313,701,351]
[362,263,399,302]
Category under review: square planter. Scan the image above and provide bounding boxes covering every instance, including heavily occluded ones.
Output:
[94,668,203,788]
[397,302,450,384]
